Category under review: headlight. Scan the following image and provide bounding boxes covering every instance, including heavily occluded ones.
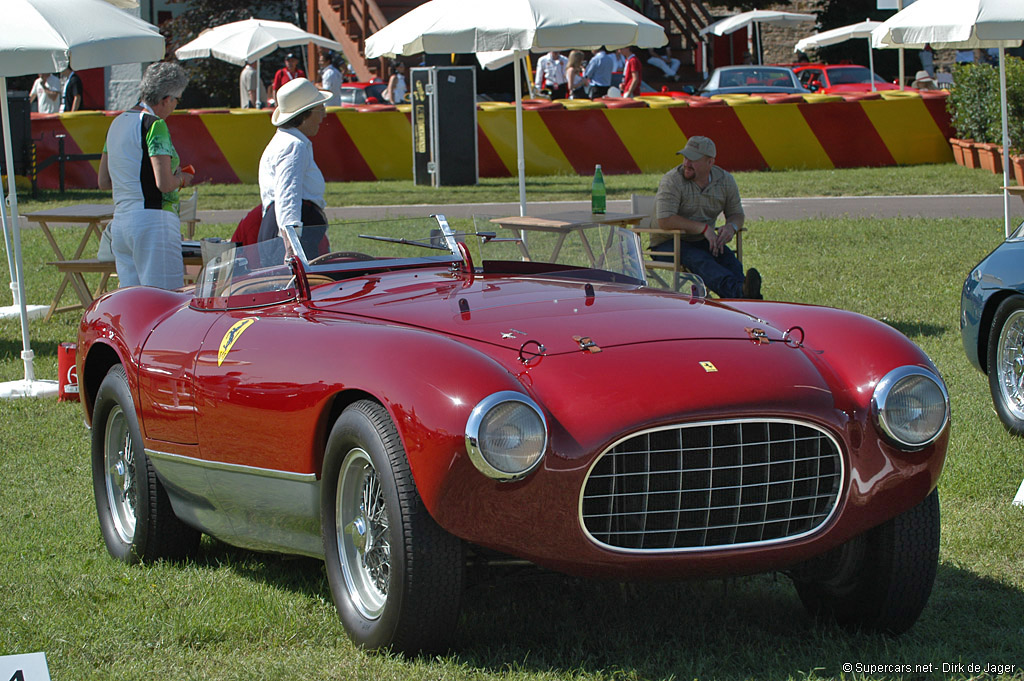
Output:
[465,391,547,481]
[871,366,949,449]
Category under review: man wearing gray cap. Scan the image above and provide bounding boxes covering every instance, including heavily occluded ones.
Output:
[653,135,761,299]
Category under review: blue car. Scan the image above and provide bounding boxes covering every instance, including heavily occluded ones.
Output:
[961,219,1024,434]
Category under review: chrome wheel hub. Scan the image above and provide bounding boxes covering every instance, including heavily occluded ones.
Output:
[337,448,391,620]
[997,310,1024,420]
[103,405,137,544]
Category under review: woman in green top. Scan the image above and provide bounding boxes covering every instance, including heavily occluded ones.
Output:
[98,62,193,289]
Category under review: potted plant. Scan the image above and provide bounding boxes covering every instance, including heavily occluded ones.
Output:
[978,142,1003,173]
[949,137,965,166]
[947,62,1001,171]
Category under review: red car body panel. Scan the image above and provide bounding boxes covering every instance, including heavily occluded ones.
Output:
[793,65,911,94]
[78,261,947,579]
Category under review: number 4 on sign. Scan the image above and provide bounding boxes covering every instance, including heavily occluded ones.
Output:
[0,653,51,681]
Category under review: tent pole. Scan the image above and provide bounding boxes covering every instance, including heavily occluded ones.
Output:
[0,76,56,398]
[1,77,32,382]
[897,0,905,90]
[514,52,527,217]
[867,37,876,92]
[1000,47,1011,237]
[257,61,263,108]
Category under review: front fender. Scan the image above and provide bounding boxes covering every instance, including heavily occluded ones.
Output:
[77,287,191,424]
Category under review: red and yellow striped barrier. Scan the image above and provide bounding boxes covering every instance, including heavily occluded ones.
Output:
[31,93,953,190]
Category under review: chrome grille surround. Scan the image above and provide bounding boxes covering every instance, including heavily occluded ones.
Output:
[579,419,844,553]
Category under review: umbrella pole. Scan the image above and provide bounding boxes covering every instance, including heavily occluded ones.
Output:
[257,61,263,108]
[1000,47,1011,238]
[514,52,527,217]
[867,38,876,92]
[0,77,56,399]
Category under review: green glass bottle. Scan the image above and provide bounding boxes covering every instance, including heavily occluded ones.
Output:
[591,164,606,214]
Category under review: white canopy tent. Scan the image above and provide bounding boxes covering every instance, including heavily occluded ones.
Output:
[175,19,342,108]
[1,0,166,399]
[795,20,884,91]
[872,0,1024,236]
[364,0,667,216]
[700,10,815,67]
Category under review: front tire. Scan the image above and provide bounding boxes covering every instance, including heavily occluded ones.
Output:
[91,364,200,563]
[987,295,1024,435]
[791,489,940,635]
[321,400,464,654]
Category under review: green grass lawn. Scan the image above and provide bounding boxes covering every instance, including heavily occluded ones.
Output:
[2,166,1024,680]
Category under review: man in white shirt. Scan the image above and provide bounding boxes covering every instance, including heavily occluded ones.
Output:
[534,51,568,99]
[30,73,60,114]
[317,52,343,107]
[239,61,266,108]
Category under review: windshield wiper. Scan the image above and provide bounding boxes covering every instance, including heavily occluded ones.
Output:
[358,231,522,251]
[358,234,449,251]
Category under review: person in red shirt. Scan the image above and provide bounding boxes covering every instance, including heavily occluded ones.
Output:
[269,53,306,106]
[618,46,642,98]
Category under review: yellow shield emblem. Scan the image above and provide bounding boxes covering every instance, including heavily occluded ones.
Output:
[218,318,257,366]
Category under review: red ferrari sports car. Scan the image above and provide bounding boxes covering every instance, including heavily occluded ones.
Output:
[79,216,949,654]
[793,64,909,94]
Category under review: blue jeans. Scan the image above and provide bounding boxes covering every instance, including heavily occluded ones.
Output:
[651,237,744,298]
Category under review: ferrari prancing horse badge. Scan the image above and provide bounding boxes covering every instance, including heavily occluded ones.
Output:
[218,317,257,366]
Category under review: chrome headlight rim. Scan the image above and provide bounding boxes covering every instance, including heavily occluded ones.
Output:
[465,391,548,481]
[871,365,950,450]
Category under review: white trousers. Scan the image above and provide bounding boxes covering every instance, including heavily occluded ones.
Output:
[649,56,680,77]
[110,208,183,290]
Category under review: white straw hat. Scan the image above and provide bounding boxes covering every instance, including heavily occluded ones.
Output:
[272,78,332,127]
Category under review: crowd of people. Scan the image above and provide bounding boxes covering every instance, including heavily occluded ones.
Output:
[532,45,678,99]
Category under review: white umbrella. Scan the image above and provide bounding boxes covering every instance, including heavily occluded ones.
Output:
[365,0,667,216]
[795,20,883,91]
[872,0,1024,236]
[0,0,165,399]
[700,10,815,65]
[175,18,342,107]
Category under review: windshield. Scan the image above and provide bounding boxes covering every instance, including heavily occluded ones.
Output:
[715,67,795,88]
[828,67,883,85]
[192,215,649,308]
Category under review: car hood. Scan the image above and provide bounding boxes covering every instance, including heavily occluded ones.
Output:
[312,271,790,355]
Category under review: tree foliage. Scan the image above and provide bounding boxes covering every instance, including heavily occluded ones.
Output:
[162,0,303,108]
[947,57,1024,152]
[809,0,918,82]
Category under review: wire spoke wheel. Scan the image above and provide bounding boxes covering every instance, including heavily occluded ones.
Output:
[103,404,137,545]
[338,447,391,619]
[996,308,1024,421]
[321,400,464,653]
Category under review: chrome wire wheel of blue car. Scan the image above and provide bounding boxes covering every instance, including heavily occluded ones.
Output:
[321,400,464,654]
[987,296,1024,435]
[91,364,199,564]
[337,447,390,619]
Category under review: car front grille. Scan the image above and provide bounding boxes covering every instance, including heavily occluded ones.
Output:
[580,420,843,551]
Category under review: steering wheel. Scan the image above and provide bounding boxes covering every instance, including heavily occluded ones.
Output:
[308,251,376,265]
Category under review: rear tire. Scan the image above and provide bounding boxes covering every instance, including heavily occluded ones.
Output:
[91,364,199,563]
[791,489,940,635]
[321,400,463,654]
[987,295,1024,435]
